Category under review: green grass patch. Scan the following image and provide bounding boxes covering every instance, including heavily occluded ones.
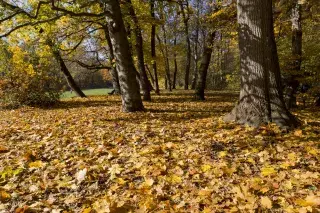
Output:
[61,88,113,99]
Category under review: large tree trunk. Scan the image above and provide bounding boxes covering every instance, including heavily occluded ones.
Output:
[285,1,302,109]
[194,32,216,100]
[224,0,298,129]
[104,0,144,112]
[180,0,191,90]
[47,40,86,98]
[127,0,151,101]
[150,0,160,95]
[103,25,121,95]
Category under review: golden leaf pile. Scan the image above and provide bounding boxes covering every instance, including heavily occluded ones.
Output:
[0,91,319,212]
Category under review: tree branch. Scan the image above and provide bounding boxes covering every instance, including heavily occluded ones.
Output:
[70,59,111,70]
[50,0,110,17]
[0,11,22,23]
[0,15,62,38]
[0,0,50,19]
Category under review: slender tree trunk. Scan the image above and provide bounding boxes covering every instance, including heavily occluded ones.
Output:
[127,0,151,101]
[180,0,191,90]
[157,33,172,91]
[191,0,200,90]
[224,0,298,129]
[103,25,121,95]
[150,0,160,95]
[145,65,155,86]
[316,94,320,106]
[173,37,178,90]
[194,32,216,100]
[285,1,302,109]
[104,0,144,112]
[47,40,86,98]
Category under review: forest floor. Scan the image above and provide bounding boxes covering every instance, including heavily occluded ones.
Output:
[0,91,319,212]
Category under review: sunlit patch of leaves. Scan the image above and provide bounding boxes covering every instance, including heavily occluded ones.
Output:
[0,91,319,212]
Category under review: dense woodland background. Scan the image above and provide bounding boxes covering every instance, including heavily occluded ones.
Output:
[0,0,319,108]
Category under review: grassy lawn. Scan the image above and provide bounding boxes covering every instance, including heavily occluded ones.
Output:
[61,88,113,99]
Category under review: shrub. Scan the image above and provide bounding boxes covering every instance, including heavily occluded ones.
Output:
[0,45,62,108]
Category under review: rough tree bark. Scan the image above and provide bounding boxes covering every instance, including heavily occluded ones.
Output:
[285,1,302,109]
[194,32,216,100]
[127,0,151,101]
[103,25,121,95]
[104,0,144,112]
[47,40,86,98]
[180,0,191,90]
[224,0,299,129]
[150,0,160,95]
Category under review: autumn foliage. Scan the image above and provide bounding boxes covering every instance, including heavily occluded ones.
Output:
[0,91,319,212]
[0,45,61,108]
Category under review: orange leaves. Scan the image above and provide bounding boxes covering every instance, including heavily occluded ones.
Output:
[0,145,9,153]
[0,190,11,202]
[0,92,319,212]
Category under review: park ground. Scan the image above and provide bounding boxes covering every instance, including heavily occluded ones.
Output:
[0,91,319,212]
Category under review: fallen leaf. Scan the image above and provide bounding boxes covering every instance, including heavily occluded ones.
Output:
[261,196,272,209]
[76,168,87,183]
[261,167,276,176]
[0,145,9,153]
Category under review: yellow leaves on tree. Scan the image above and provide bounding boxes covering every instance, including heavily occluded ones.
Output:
[9,46,35,77]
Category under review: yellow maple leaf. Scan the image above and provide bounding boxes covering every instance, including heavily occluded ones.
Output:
[306,148,318,156]
[261,167,276,176]
[169,175,182,184]
[296,195,320,207]
[261,196,272,209]
[82,207,92,213]
[117,178,127,185]
[0,191,11,202]
[218,151,228,158]
[28,160,44,169]
[288,153,297,161]
[144,178,154,187]
[201,164,212,173]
